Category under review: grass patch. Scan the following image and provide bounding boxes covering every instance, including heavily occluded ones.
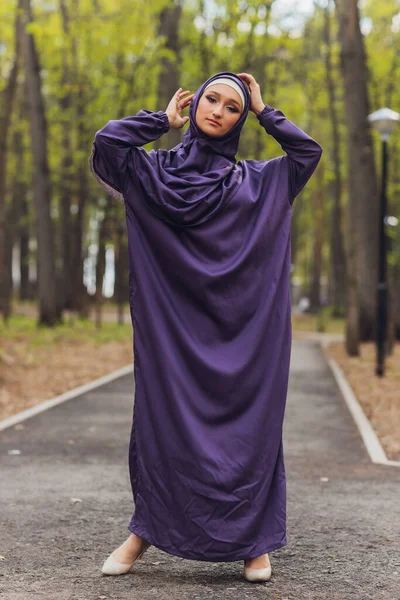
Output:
[0,314,132,347]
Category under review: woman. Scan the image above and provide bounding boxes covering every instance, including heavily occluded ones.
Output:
[89,72,322,582]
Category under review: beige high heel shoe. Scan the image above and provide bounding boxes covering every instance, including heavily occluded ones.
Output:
[101,540,151,575]
[243,553,272,582]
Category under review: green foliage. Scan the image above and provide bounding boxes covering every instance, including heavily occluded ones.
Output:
[2,0,400,326]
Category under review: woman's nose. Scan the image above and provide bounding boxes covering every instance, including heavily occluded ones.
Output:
[212,104,222,117]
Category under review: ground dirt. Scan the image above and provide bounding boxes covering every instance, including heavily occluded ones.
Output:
[0,337,133,421]
[326,341,400,462]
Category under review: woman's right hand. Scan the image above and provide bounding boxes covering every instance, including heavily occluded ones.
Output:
[165,88,194,129]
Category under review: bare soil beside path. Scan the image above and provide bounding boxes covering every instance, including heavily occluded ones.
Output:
[0,315,133,421]
[327,340,400,462]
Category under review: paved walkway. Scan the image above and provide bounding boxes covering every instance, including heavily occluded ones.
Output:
[1,340,399,600]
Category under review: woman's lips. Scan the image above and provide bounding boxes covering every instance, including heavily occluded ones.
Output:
[206,118,221,127]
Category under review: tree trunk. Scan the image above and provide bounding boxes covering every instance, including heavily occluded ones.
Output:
[3,207,15,322]
[309,161,324,313]
[69,31,90,318]
[58,0,74,310]
[114,221,129,326]
[241,6,274,160]
[12,91,31,302]
[324,0,346,317]
[344,176,360,354]
[335,0,379,342]
[4,185,22,321]
[21,0,60,325]
[0,9,22,320]
[388,141,400,344]
[198,0,210,82]
[155,0,182,150]
[19,198,30,301]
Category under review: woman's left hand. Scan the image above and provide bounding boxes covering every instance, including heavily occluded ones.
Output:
[236,73,265,115]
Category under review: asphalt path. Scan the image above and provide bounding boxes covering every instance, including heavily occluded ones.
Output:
[1,340,399,600]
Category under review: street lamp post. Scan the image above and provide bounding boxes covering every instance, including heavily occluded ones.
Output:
[367,108,400,377]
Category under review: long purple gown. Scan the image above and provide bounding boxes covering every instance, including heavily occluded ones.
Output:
[89,80,322,562]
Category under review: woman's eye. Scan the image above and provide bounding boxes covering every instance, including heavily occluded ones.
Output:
[206,96,238,113]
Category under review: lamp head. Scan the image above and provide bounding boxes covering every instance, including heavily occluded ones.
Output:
[368,107,400,141]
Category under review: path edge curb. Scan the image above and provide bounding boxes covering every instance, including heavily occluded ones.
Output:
[320,340,400,468]
[0,363,133,433]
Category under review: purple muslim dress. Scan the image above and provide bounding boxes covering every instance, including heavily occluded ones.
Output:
[89,72,322,562]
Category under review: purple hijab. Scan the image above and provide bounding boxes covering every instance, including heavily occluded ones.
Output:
[132,72,251,228]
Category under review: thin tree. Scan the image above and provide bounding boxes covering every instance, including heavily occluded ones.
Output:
[323,0,346,318]
[58,0,74,311]
[20,0,60,325]
[155,0,182,150]
[335,0,379,347]
[0,8,22,321]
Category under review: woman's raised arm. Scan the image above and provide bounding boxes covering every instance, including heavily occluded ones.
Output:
[89,111,170,202]
[256,104,323,201]
[89,89,193,201]
[237,72,322,203]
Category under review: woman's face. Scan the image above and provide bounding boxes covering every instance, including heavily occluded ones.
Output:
[195,83,242,137]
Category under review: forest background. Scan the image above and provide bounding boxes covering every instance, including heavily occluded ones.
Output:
[0,1,399,457]
[1,0,400,341]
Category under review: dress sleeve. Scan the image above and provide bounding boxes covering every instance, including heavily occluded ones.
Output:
[257,105,322,204]
[89,110,170,202]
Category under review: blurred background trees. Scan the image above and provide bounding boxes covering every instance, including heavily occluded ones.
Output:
[0,0,399,355]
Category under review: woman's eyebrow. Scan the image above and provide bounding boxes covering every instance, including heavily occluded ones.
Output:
[206,90,241,107]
